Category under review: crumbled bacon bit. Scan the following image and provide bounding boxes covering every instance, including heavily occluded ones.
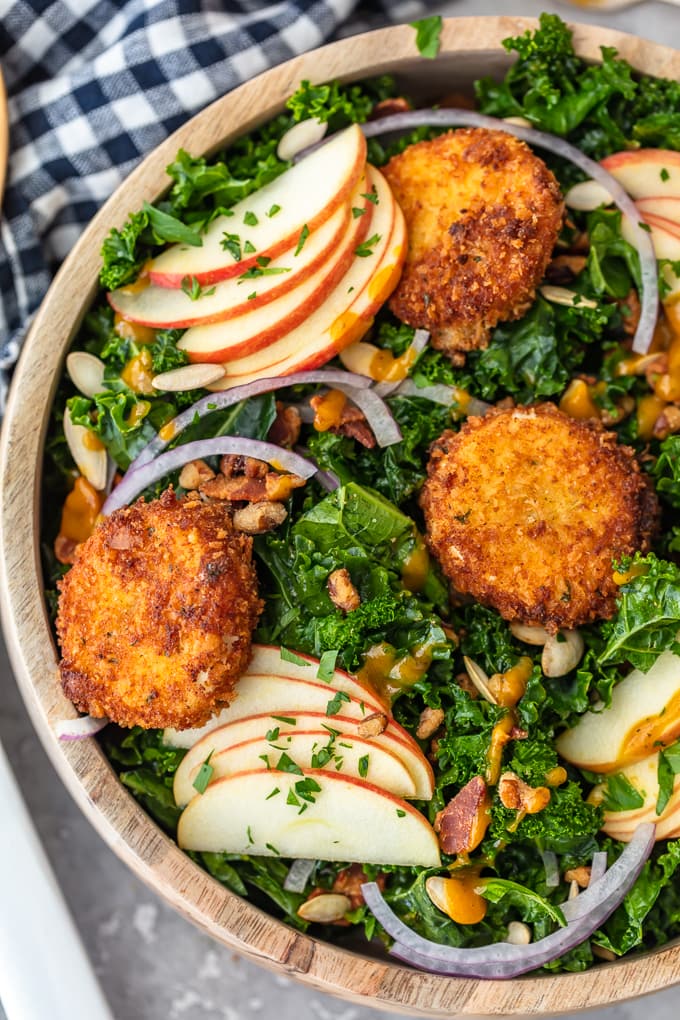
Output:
[332,864,385,910]
[309,395,376,448]
[327,568,360,612]
[416,707,445,740]
[434,776,491,855]
[220,454,268,479]
[267,402,302,449]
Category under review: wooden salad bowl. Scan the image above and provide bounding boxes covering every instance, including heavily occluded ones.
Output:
[1,17,679,1017]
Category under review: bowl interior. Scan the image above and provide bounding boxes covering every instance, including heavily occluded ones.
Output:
[2,17,680,1017]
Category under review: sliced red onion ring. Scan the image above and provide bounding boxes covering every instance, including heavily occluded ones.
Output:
[394,378,493,416]
[283,858,316,893]
[314,467,341,492]
[540,849,560,889]
[560,851,610,922]
[129,370,373,473]
[589,851,609,888]
[361,823,654,978]
[361,111,658,355]
[373,329,431,397]
[55,715,109,740]
[334,383,402,447]
[102,438,317,516]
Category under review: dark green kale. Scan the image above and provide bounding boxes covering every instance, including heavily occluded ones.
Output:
[476,13,680,163]
[598,553,680,672]
[651,435,680,509]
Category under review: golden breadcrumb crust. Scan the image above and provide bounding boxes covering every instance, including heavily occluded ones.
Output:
[56,489,263,729]
[382,128,564,360]
[421,404,659,630]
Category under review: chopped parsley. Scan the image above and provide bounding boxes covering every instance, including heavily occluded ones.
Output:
[266,786,281,800]
[352,206,366,218]
[221,232,241,261]
[326,690,351,716]
[281,647,310,667]
[317,649,338,682]
[192,751,215,794]
[358,755,369,778]
[294,224,310,256]
[243,211,259,226]
[243,239,257,254]
[271,715,297,725]
[661,167,670,181]
[409,15,442,60]
[396,808,406,818]
[276,752,303,775]
[354,233,381,257]
[266,204,281,218]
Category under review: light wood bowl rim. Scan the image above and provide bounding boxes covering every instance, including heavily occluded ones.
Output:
[2,17,680,1017]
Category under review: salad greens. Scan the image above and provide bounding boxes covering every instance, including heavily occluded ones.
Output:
[44,13,680,972]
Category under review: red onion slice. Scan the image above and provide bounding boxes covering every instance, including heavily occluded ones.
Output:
[102,438,317,516]
[283,858,316,893]
[55,715,109,740]
[334,384,402,447]
[129,370,372,472]
[361,111,658,355]
[373,329,431,397]
[361,823,654,978]
[540,849,560,889]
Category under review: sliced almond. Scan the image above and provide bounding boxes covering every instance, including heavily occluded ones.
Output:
[66,351,106,398]
[462,656,498,705]
[277,118,328,162]
[152,363,226,392]
[509,621,551,646]
[63,406,108,491]
[565,179,614,212]
[297,893,350,923]
[539,286,598,310]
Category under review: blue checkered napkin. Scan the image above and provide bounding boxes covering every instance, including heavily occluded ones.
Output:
[0,0,432,411]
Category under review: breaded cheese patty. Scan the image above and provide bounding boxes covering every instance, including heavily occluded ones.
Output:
[421,404,658,631]
[382,128,564,361]
[56,489,263,729]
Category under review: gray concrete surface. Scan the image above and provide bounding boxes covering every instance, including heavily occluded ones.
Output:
[2,1,679,1018]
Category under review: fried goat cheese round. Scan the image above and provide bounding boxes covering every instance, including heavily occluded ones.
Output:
[56,490,263,729]
[421,404,658,631]
[382,128,564,362]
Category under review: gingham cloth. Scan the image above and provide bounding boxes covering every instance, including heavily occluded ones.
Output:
[0,0,436,411]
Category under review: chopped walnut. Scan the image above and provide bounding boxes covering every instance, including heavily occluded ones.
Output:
[332,864,385,910]
[600,395,635,427]
[369,96,411,119]
[268,402,301,449]
[434,776,491,855]
[546,254,588,285]
[232,502,287,534]
[178,458,215,491]
[564,866,592,888]
[617,287,641,337]
[327,568,360,612]
[498,771,551,815]
[653,404,680,439]
[416,707,445,740]
[357,712,388,738]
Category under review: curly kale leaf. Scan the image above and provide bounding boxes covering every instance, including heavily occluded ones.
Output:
[598,554,680,672]
[286,76,395,130]
[651,435,680,509]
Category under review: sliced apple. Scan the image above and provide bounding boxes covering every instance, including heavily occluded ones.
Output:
[206,167,407,389]
[108,201,351,328]
[176,187,372,362]
[148,124,367,287]
[177,768,441,866]
[589,752,680,842]
[174,728,418,806]
[600,149,680,201]
[166,709,434,801]
[622,212,680,262]
[637,196,680,237]
[556,649,680,773]
[245,644,386,703]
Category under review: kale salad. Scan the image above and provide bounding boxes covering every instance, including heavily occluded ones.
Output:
[43,14,680,975]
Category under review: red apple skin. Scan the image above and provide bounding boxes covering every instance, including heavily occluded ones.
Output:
[178,193,374,364]
[639,210,680,243]
[249,644,389,708]
[149,128,368,288]
[600,149,680,201]
[107,205,350,329]
[207,198,407,386]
